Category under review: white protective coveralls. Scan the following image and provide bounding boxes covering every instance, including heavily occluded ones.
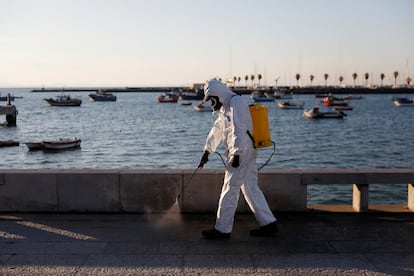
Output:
[203,80,276,233]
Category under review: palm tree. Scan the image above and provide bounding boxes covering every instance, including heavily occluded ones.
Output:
[244,75,249,87]
[233,76,237,87]
[323,73,329,86]
[309,75,314,86]
[339,76,344,86]
[250,74,255,87]
[237,76,241,87]
[257,74,262,87]
[352,73,358,87]
[393,71,399,86]
[295,73,301,86]
[380,73,385,86]
[364,73,369,86]
[406,76,412,86]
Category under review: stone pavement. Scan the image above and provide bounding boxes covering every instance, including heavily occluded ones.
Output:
[0,209,413,275]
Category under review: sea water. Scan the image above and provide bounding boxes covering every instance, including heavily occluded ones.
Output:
[1,88,413,204]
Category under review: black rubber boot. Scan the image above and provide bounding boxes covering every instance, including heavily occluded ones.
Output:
[202,228,231,240]
[250,221,278,237]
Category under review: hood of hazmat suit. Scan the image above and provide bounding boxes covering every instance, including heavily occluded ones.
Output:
[202,79,254,159]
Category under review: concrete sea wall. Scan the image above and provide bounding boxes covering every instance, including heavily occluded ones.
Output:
[0,169,413,213]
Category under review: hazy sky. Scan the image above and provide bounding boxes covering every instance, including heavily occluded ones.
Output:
[1,0,413,87]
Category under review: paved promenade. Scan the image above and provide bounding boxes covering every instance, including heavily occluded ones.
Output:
[0,209,413,275]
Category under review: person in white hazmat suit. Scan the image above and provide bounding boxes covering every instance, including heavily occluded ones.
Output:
[198,79,278,240]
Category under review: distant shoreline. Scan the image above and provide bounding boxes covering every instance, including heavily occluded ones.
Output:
[30,86,414,94]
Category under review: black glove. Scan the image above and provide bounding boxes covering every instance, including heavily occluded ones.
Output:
[231,155,240,168]
[198,151,209,168]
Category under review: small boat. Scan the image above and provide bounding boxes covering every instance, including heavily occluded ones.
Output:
[251,92,275,102]
[179,89,204,100]
[278,101,304,109]
[0,140,19,147]
[156,93,179,103]
[88,90,117,102]
[304,106,346,119]
[327,95,347,101]
[343,95,363,100]
[42,138,81,150]
[323,96,348,107]
[44,95,82,106]
[392,97,414,107]
[252,96,275,102]
[194,102,212,112]
[0,93,15,101]
[180,102,192,106]
[25,142,44,151]
[271,91,293,99]
[334,106,353,111]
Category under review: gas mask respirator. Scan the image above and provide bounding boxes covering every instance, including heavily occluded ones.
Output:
[209,96,223,111]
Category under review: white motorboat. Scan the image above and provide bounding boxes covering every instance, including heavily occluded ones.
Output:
[42,138,81,150]
[278,101,304,109]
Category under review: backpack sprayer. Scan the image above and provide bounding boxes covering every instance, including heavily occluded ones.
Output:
[179,103,276,200]
[248,103,276,170]
[249,103,273,149]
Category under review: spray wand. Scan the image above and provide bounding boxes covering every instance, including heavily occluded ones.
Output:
[177,164,202,201]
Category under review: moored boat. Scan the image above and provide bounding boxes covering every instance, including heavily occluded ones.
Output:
[323,96,349,106]
[334,106,353,111]
[392,97,414,107]
[0,140,19,147]
[44,95,82,106]
[25,142,44,151]
[42,138,81,150]
[343,95,363,100]
[0,93,16,101]
[251,92,275,102]
[156,93,179,103]
[278,101,304,109]
[88,90,117,101]
[179,90,204,100]
[304,106,345,119]
[271,91,293,99]
[252,96,275,102]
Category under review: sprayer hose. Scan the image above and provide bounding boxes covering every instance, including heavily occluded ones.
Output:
[214,141,276,171]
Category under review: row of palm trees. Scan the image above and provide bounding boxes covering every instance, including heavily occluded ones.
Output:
[229,74,264,87]
[295,71,412,87]
[229,71,412,87]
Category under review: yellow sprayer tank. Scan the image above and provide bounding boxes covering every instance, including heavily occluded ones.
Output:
[249,103,272,148]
